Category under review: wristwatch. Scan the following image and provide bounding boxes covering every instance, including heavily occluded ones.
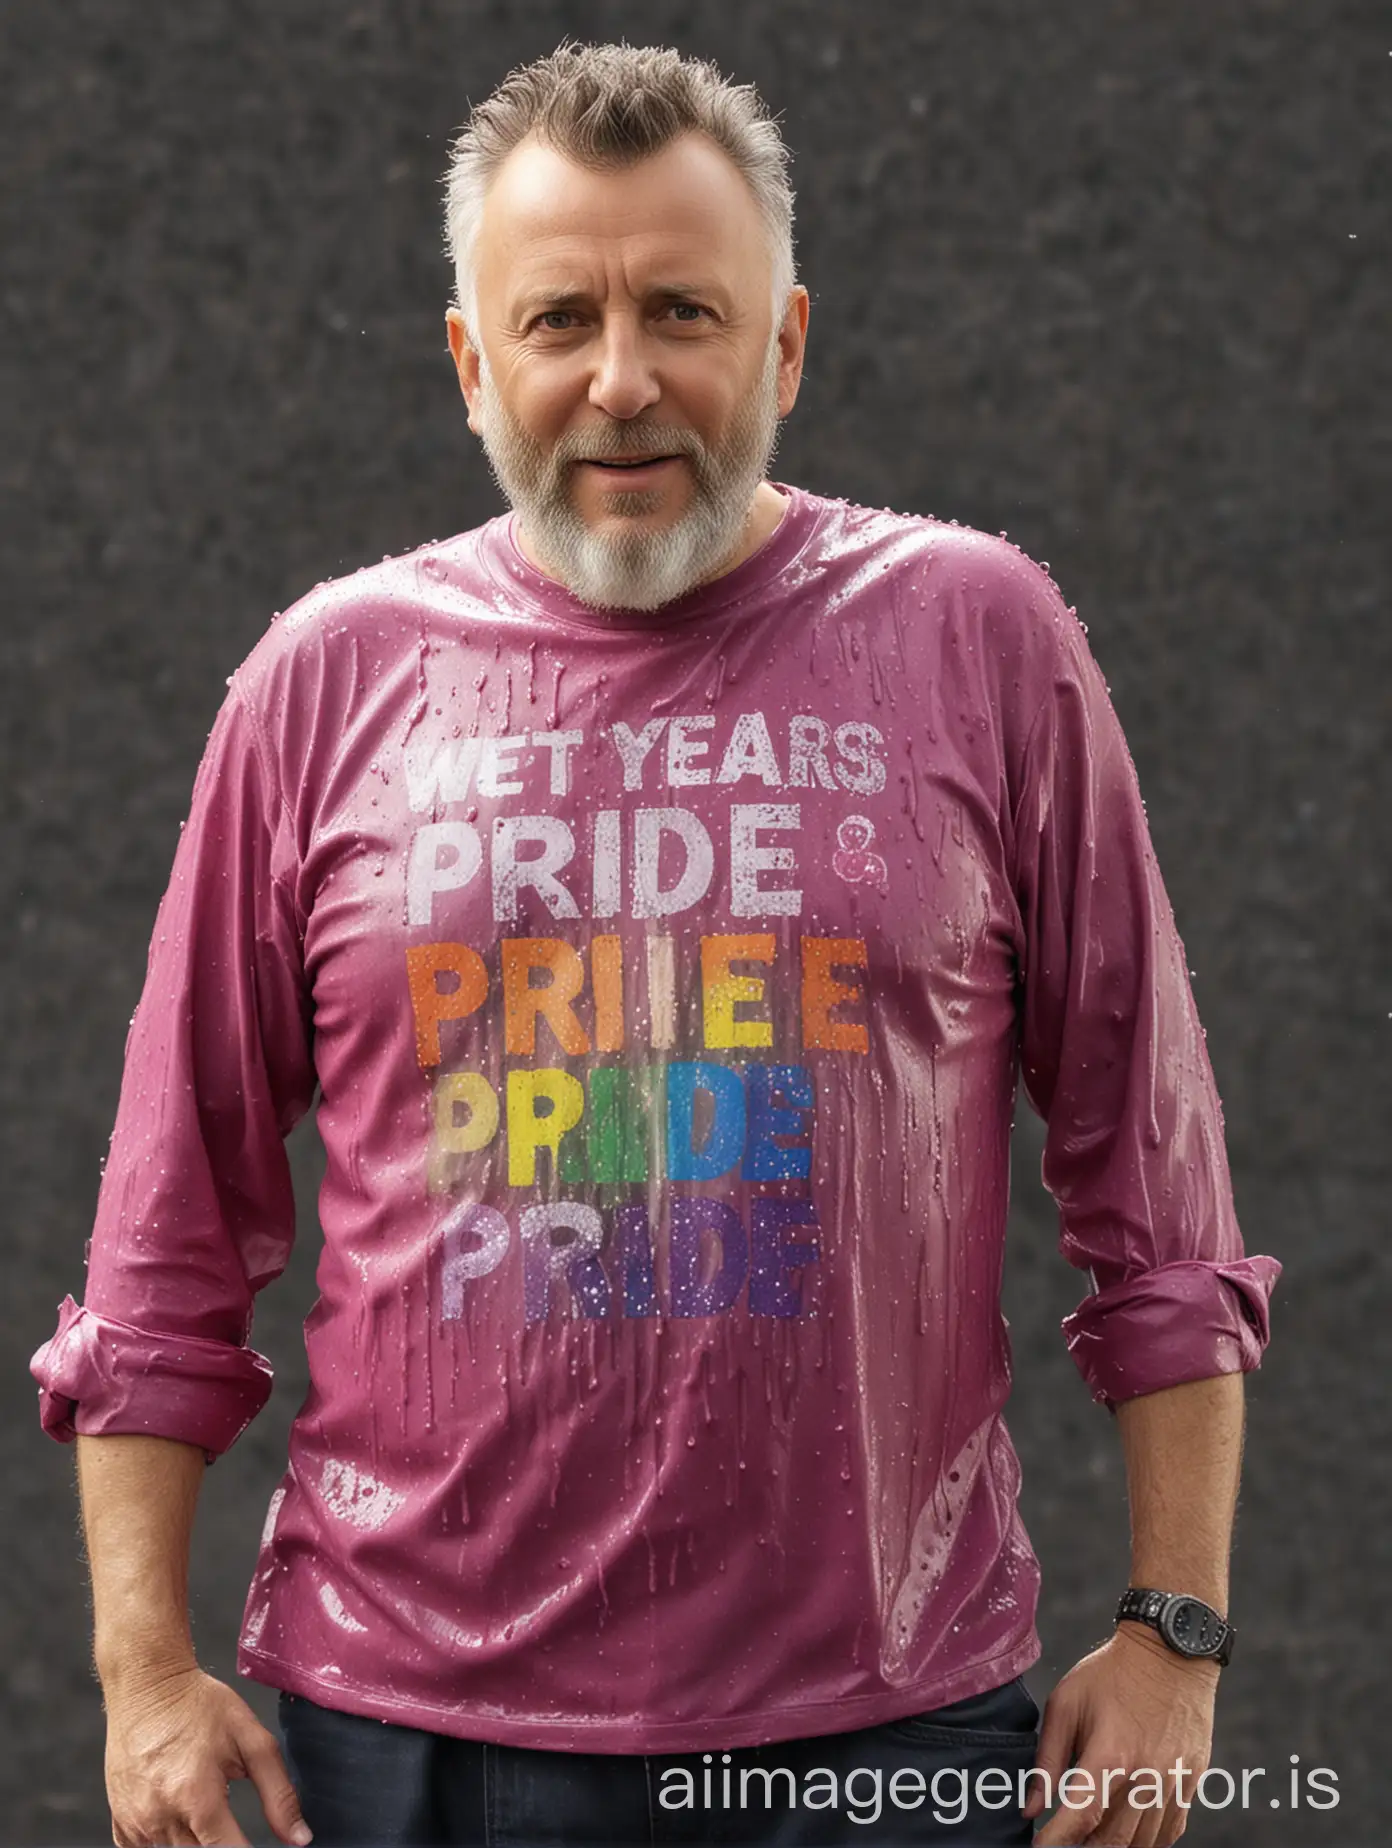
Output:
[1114,1588,1234,1666]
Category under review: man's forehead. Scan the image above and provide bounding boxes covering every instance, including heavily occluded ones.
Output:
[476,134,768,291]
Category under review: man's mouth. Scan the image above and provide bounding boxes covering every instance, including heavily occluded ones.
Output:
[581,455,683,471]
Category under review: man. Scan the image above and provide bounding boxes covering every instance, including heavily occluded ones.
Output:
[32,42,1279,1848]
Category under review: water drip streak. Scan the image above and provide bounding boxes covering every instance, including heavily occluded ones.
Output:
[422,1231,436,1435]
[400,1278,411,1438]
[904,737,925,841]
[404,627,430,740]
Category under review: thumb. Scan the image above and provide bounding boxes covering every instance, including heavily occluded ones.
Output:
[1024,1685,1077,1820]
[238,1721,313,1846]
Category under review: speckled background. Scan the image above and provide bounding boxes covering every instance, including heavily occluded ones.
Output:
[3,3,1387,1843]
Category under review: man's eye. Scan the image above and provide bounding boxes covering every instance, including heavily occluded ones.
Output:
[667,302,707,322]
[536,311,578,331]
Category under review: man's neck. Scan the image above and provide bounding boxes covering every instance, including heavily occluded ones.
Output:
[709,479,788,580]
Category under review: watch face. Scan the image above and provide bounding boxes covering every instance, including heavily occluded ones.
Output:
[1160,1596,1224,1656]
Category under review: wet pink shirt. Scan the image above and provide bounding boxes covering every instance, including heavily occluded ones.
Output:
[32,485,1278,1751]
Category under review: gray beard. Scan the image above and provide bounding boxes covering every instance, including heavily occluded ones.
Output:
[474,335,783,612]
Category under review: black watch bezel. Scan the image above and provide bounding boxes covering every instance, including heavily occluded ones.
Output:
[1115,1588,1234,1666]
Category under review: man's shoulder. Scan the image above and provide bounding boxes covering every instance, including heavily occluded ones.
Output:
[802,488,1079,651]
[230,517,505,695]
[803,488,1067,602]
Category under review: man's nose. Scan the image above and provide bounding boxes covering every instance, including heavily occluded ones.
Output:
[587,318,661,422]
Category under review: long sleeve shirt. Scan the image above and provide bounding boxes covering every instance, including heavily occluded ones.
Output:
[31,483,1279,1751]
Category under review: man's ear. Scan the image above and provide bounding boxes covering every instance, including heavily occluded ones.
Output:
[775,286,810,419]
[445,308,484,435]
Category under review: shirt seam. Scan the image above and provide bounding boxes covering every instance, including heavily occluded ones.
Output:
[228,674,296,841]
[227,673,309,948]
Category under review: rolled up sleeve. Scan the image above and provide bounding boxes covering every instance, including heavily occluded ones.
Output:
[33,1295,275,1465]
[29,685,314,1462]
[1010,591,1280,1406]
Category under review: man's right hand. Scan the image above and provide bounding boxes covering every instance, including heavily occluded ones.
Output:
[102,1664,312,1848]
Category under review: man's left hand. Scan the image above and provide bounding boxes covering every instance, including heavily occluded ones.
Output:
[1025,1622,1220,1846]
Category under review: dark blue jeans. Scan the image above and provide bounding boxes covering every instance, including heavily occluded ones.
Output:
[277,1676,1040,1846]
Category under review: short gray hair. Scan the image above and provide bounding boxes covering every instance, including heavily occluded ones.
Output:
[442,42,797,339]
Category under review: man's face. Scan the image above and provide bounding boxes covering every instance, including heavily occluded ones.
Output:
[447,132,808,610]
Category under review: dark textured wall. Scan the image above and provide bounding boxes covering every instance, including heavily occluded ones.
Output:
[4,3,1387,1843]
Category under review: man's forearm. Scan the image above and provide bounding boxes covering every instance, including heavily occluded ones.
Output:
[1114,1372,1245,1613]
[75,1433,206,1692]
